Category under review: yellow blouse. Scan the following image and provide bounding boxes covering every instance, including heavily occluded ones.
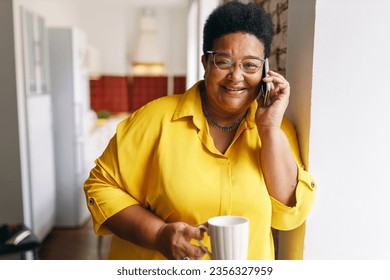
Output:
[84,81,316,260]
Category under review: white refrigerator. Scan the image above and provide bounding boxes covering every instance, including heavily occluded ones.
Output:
[48,27,91,227]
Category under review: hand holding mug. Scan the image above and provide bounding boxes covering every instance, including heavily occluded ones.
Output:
[155,222,205,260]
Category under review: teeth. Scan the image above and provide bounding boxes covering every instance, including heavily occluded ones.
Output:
[227,87,243,91]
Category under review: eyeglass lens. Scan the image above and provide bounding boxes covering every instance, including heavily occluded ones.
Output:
[212,53,263,73]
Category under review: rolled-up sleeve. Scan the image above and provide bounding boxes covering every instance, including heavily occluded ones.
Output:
[84,134,140,235]
[270,166,316,230]
[270,117,317,230]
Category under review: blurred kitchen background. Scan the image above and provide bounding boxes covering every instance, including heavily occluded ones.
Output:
[0,0,225,259]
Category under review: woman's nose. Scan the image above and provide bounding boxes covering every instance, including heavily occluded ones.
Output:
[227,63,244,81]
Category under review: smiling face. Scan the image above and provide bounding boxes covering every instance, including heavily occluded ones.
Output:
[201,32,265,120]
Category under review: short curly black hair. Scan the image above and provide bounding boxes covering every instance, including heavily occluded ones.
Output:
[202,1,274,58]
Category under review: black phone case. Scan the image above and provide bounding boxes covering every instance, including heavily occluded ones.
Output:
[260,59,270,107]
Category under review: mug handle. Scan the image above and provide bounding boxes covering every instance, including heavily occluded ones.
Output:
[196,225,212,258]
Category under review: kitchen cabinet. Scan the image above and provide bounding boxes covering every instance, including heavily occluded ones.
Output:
[21,7,50,96]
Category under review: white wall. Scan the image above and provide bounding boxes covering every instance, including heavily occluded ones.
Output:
[0,0,25,224]
[288,0,390,259]
[78,1,129,75]
[20,0,80,26]
[186,0,220,88]
[156,6,188,76]
[23,0,188,76]
[186,0,199,88]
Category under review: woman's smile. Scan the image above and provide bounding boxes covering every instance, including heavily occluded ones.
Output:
[223,85,247,93]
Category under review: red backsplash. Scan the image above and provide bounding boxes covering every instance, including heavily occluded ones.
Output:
[90,75,186,114]
[90,76,129,113]
[129,76,168,111]
[173,76,186,95]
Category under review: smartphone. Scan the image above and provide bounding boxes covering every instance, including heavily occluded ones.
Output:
[260,58,271,107]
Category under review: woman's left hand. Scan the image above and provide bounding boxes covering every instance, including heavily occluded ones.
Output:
[255,70,290,128]
[255,71,298,206]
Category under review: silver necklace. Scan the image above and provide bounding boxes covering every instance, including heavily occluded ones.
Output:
[201,94,248,132]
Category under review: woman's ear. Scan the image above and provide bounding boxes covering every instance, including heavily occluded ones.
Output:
[201,55,207,70]
[201,55,208,78]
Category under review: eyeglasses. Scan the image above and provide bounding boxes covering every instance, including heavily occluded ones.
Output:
[207,51,265,74]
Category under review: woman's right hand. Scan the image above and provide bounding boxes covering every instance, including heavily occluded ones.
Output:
[155,222,206,260]
[104,205,206,260]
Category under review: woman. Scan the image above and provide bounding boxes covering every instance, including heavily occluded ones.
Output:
[84,1,315,260]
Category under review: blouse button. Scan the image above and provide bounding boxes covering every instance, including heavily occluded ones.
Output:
[89,198,95,205]
[311,182,316,188]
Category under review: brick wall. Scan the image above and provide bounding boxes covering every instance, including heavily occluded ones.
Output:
[254,0,288,77]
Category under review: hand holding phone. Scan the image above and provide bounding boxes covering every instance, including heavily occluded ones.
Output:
[260,58,271,107]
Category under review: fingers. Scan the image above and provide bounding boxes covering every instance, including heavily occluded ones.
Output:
[156,222,206,260]
[256,70,290,126]
[261,70,290,108]
[182,225,206,260]
[186,243,206,260]
[183,223,205,240]
[262,70,290,94]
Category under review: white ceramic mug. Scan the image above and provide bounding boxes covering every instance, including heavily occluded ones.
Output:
[197,216,249,260]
